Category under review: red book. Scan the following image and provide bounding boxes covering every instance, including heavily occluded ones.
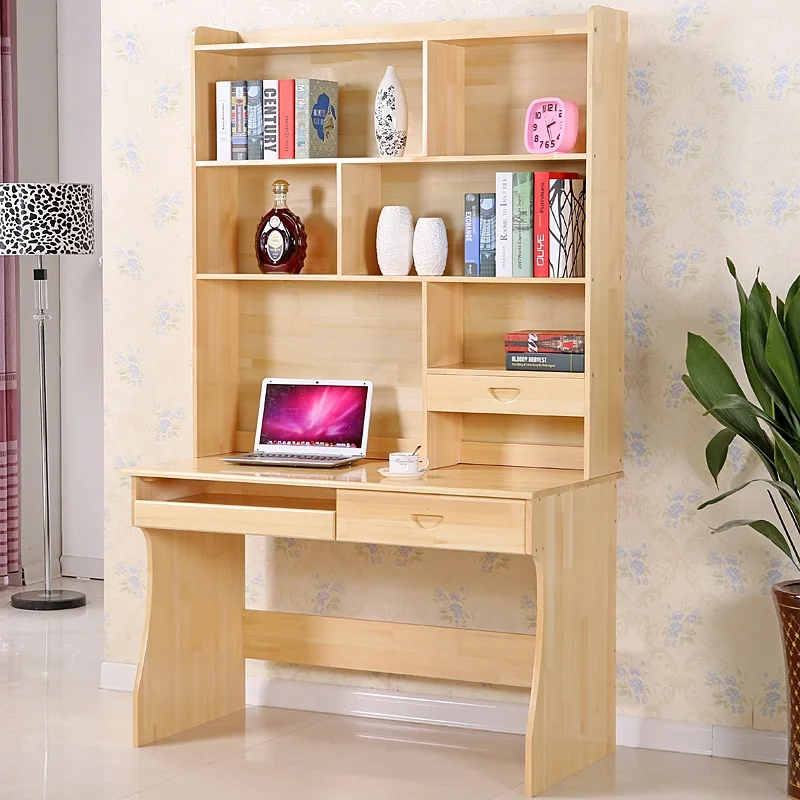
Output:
[278,79,295,159]
[533,172,579,277]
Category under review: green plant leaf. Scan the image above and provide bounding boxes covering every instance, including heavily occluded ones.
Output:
[747,279,791,417]
[711,394,796,443]
[727,261,773,413]
[698,479,800,527]
[784,281,800,370]
[712,518,795,563]
[684,334,775,468]
[766,310,800,412]
[683,376,776,478]
[705,429,736,487]
[779,297,786,327]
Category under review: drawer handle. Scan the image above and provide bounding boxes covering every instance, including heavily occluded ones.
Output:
[412,513,444,530]
[489,387,520,403]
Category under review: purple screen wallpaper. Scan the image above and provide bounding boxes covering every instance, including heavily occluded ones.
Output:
[259,384,369,448]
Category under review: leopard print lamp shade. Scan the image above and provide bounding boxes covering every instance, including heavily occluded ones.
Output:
[0,183,94,255]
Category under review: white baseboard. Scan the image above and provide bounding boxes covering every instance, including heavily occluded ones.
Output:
[20,558,61,586]
[100,661,137,692]
[61,555,103,580]
[99,662,788,766]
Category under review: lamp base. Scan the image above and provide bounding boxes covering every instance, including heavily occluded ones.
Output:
[10,588,86,611]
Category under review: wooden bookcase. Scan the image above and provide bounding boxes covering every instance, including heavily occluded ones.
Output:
[125,11,626,794]
[192,7,626,481]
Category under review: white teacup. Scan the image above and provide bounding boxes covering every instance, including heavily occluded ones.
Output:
[388,451,430,475]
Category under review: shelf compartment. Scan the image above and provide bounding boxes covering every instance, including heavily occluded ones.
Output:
[195,163,337,275]
[194,44,423,161]
[238,281,422,460]
[427,372,584,417]
[424,281,586,370]
[461,414,584,470]
[134,493,336,540]
[460,38,588,157]
[339,160,586,277]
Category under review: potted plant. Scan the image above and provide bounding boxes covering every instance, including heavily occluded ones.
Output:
[684,259,800,798]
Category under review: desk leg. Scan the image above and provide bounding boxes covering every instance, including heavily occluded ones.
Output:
[134,528,245,746]
[524,480,617,796]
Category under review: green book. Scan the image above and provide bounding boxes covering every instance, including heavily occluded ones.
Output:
[511,172,533,278]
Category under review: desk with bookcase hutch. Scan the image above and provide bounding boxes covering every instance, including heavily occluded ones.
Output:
[125,7,627,796]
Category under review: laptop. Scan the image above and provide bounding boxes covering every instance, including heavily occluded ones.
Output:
[220,378,374,468]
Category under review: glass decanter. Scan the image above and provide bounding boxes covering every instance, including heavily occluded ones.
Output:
[255,179,308,274]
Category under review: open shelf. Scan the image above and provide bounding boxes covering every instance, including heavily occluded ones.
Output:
[196,153,588,167]
[195,274,586,283]
[428,363,585,378]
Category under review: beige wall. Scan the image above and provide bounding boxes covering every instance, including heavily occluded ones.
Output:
[102,0,800,731]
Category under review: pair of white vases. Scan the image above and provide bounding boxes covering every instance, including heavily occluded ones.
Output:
[376,207,448,276]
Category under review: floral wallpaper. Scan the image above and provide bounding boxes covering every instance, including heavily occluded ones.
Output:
[102,0,800,732]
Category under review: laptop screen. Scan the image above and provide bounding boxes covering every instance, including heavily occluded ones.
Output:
[259,382,370,450]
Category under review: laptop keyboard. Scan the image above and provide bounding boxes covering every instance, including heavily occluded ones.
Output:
[243,453,344,461]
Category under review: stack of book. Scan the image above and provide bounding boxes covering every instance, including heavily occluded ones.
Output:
[216,79,338,161]
[464,172,585,278]
[505,330,585,373]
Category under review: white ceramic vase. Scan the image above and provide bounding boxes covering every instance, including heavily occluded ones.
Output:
[412,217,448,276]
[374,66,408,157]
[376,206,414,276]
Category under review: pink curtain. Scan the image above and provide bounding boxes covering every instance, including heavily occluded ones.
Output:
[0,0,19,578]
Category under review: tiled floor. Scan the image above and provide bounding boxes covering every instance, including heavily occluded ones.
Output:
[0,578,789,799]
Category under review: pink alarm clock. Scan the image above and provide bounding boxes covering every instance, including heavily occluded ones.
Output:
[524,97,579,154]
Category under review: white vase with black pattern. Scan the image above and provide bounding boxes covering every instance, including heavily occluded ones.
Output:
[374,66,408,157]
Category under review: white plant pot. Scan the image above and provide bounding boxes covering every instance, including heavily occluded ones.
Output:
[376,206,414,276]
[375,66,408,157]
[413,217,448,276]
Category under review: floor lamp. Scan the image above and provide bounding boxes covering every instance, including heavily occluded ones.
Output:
[0,183,95,611]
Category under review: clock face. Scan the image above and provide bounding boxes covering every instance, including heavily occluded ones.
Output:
[530,100,565,151]
[524,97,579,155]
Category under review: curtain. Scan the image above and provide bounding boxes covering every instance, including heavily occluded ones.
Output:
[0,0,19,578]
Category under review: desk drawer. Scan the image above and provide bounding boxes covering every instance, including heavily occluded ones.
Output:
[134,493,335,540]
[336,490,526,554]
[426,373,585,417]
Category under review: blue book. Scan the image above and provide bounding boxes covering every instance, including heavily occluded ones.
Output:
[464,193,480,277]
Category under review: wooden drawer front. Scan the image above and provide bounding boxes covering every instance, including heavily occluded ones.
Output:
[427,374,585,417]
[134,496,335,541]
[336,490,526,554]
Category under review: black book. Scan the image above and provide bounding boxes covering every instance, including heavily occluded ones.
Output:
[506,352,585,373]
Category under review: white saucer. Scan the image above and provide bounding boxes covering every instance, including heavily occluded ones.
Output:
[378,467,428,479]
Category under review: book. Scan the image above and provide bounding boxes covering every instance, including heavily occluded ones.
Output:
[506,352,585,373]
[464,193,480,277]
[215,81,231,161]
[534,172,580,277]
[511,172,533,277]
[296,79,338,159]
[231,81,248,161]
[246,80,264,160]
[549,178,586,278]
[479,193,496,278]
[495,172,512,277]
[504,330,585,354]
[262,80,279,160]
[278,79,295,159]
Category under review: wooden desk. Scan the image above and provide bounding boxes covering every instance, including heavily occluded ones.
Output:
[127,457,619,796]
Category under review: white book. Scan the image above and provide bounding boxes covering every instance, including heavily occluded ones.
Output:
[216,81,232,161]
[262,80,279,160]
[495,172,512,277]
[548,178,586,278]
